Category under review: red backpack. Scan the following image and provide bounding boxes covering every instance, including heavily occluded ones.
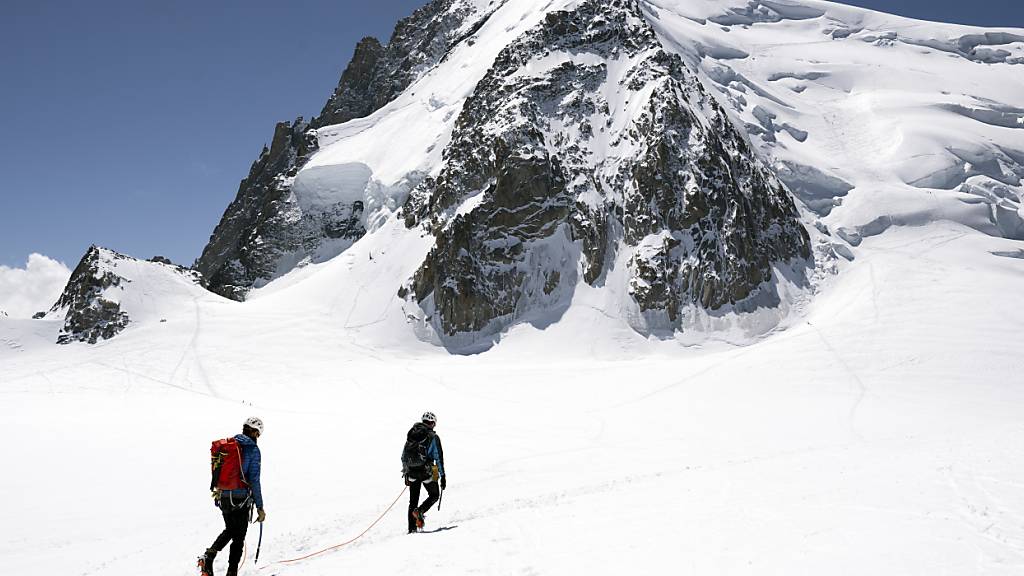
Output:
[210,437,248,491]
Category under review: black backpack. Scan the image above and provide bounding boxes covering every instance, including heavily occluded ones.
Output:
[401,423,435,481]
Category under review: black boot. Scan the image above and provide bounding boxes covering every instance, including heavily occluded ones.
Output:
[198,548,217,576]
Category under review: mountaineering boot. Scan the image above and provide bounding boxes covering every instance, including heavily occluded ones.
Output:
[412,509,425,529]
[197,548,216,576]
[224,567,238,576]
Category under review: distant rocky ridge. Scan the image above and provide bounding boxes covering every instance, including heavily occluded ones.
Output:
[317,0,487,126]
[50,246,131,344]
[49,246,203,344]
[196,0,490,300]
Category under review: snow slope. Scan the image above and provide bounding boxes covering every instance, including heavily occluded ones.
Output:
[2,0,1024,575]
[2,220,1024,575]
[642,0,1024,246]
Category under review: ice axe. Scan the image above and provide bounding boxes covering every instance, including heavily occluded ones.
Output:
[255,523,263,564]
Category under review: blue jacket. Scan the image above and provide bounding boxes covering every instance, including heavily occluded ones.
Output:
[428,435,445,477]
[225,433,263,509]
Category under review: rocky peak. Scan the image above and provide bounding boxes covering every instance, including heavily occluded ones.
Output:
[50,246,132,344]
[318,0,488,128]
[197,0,489,300]
[401,0,810,346]
[52,246,206,344]
[315,37,386,126]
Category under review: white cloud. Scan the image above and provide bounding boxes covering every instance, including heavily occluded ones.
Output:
[0,254,72,318]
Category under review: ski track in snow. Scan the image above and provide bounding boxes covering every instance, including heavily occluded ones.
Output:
[806,321,868,442]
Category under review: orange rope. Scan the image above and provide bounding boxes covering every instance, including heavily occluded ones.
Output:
[259,485,408,570]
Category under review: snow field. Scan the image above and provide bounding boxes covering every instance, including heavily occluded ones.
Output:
[3,0,1024,574]
[3,222,1024,575]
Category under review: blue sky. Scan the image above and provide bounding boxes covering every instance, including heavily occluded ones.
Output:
[1,0,1021,268]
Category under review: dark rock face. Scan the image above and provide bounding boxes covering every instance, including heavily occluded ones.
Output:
[52,246,131,344]
[622,59,811,315]
[197,0,488,300]
[316,37,386,126]
[317,0,483,127]
[195,118,328,300]
[403,0,810,340]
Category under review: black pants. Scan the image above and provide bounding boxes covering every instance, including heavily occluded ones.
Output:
[210,494,251,571]
[408,480,440,532]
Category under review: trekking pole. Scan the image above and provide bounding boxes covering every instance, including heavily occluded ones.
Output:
[255,523,263,564]
[438,485,443,511]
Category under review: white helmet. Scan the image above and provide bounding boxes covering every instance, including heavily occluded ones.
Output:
[244,416,265,435]
[421,411,437,424]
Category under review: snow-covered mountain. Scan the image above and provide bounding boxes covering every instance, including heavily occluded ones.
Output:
[3,2,1024,575]
[182,0,1024,352]
[400,0,812,348]
[22,0,1024,352]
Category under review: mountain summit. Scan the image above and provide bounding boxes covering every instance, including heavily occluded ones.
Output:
[45,0,1024,349]
[190,0,829,350]
[400,0,810,345]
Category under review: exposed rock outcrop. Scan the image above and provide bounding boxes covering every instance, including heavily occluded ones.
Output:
[315,37,386,126]
[317,0,486,127]
[51,246,206,344]
[51,246,132,344]
[194,119,322,300]
[402,0,810,342]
